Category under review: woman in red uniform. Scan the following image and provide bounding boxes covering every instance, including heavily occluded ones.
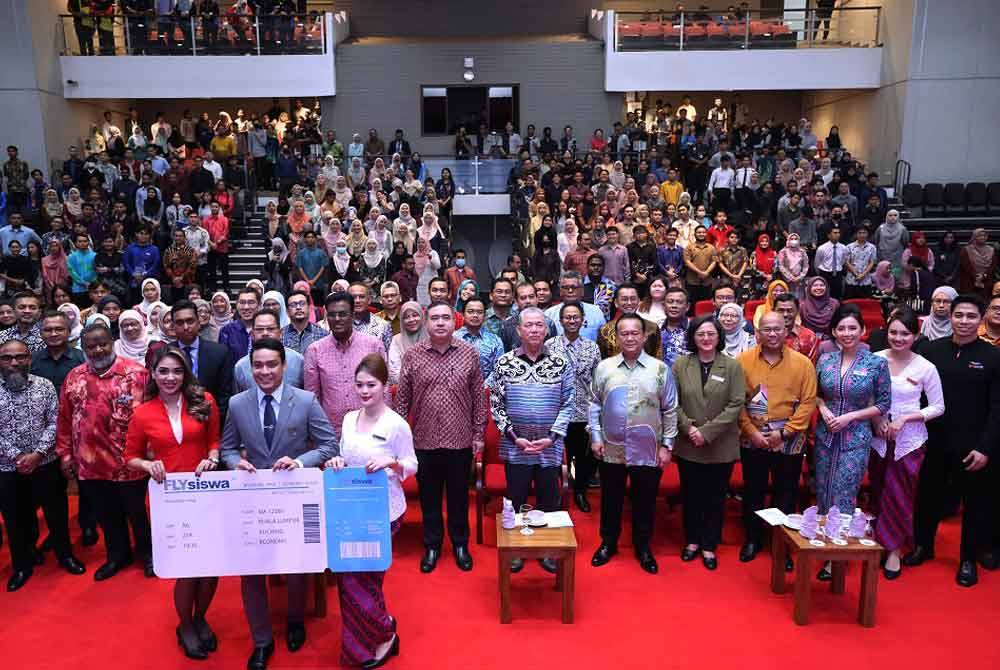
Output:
[125,346,221,660]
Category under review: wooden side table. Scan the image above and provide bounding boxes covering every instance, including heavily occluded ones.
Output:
[771,524,881,627]
[496,514,577,624]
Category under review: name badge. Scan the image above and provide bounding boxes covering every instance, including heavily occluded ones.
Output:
[710,375,726,383]
[969,361,984,370]
[852,369,867,377]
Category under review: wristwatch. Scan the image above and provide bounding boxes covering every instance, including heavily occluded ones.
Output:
[208,457,220,465]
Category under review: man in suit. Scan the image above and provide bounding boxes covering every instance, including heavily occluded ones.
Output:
[171,300,234,427]
[220,338,342,670]
[389,129,411,159]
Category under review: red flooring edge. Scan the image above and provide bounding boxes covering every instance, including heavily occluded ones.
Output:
[2,494,999,669]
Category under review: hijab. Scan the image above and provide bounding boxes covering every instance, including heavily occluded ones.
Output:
[965,228,995,274]
[41,241,69,290]
[261,290,290,328]
[135,278,161,321]
[779,232,806,268]
[346,221,368,256]
[799,276,839,334]
[321,216,344,253]
[753,279,790,328]
[210,291,233,330]
[43,189,63,218]
[113,310,150,362]
[362,239,384,269]
[391,301,427,356]
[920,286,958,340]
[268,237,289,264]
[145,300,168,338]
[719,302,754,358]
[64,187,83,219]
[58,302,83,343]
[753,234,776,274]
[370,215,393,255]
[246,278,266,297]
[873,260,895,293]
[907,231,931,265]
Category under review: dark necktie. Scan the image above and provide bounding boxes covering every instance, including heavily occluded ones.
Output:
[184,345,194,368]
[263,395,276,448]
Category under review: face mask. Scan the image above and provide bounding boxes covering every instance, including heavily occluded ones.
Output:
[336,247,347,255]
[455,259,466,269]
[832,212,842,220]
[788,239,800,248]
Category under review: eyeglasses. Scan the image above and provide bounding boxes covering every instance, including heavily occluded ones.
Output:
[758,327,784,334]
[0,354,30,363]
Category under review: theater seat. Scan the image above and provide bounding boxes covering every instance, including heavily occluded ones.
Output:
[901,183,923,210]
[923,183,945,216]
[944,182,966,216]
[987,182,1000,214]
[966,182,987,215]
[743,299,764,323]
[694,299,716,316]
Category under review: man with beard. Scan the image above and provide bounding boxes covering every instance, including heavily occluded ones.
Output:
[0,340,86,591]
[56,323,151,581]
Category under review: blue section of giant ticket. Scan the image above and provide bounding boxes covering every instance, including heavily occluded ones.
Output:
[323,468,392,572]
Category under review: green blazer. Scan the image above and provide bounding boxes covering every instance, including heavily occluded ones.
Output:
[672,354,746,463]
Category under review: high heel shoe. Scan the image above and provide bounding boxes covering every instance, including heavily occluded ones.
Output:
[361,634,400,669]
[193,617,218,652]
[176,626,208,660]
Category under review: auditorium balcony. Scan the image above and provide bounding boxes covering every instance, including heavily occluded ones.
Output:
[591,6,884,92]
[57,10,348,99]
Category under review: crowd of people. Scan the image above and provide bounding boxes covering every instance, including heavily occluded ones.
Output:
[66,1,324,56]
[1,97,1000,670]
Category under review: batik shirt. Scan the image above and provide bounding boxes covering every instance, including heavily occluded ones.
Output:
[0,322,45,353]
[455,327,504,384]
[545,335,601,423]
[0,375,59,472]
[588,352,678,467]
[488,347,574,467]
[55,357,149,481]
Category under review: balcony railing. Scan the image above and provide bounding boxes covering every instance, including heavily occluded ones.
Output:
[613,7,881,52]
[59,12,327,56]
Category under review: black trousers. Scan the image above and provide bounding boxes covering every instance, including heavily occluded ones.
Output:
[818,270,844,300]
[416,448,472,549]
[207,251,229,292]
[687,283,713,307]
[843,283,873,300]
[740,447,805,546]
[78,478,151,564]
[0,461,72,572]
[677,458,734,551]
[77,479,98,532]
[913,446,993,561]
[599,461,662,551]
[566,422,597,495]
[504,462,561,513]
[711,188,732,213]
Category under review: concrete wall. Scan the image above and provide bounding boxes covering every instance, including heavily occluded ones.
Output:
[803,0,914,182]
[325,36,619,157]
[898,0,1000,183]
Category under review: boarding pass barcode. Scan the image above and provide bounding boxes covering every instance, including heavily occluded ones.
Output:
[302,504,321,544]
[339,541,381,560]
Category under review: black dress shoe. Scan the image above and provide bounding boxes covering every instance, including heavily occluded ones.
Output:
[419,547,440,574]
[702,554,718,571]
[574,492,591,513]
[246,641,275,670]
[177,626,208,660]
[59,555,86,575]
[816,565,832,581]
[538,558,559,574]
[739,542,760,563]
[785,558,794,573]
[636,548,658,574]
[680,547,699,562]
[94,558,132,582]
[979,552,999,570]
[883,565,901,580]
[453,545,473,572]
[591,543,617,567]
[193,617,218,652]
[6,569,31,592]
[956,560,978,588]
[143,558,156,578]
[286,621,306,652]
[80,527,99,547]
[902,545,934,567]
[510,558,524,573]
[361,633,400,670]
[33,549,45,566]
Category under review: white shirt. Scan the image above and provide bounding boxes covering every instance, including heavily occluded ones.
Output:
[708,167,736,192]
[734,167,758,189]
[676,104,697,121]
[870,353,945,459]
[257,383,284,430]
[814,241,849,273]
[203,160,223,181]
[165,397,184,444]
[339,408,418,522]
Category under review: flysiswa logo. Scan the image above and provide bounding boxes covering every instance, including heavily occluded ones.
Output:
[164,478,232,492]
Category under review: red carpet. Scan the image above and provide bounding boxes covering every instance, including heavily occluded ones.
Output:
[3,494,999,670]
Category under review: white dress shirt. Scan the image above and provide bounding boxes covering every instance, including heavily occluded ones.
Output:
[708,167,736,192]
[257,383,284,429]
[734,167,758,189]
[814,241,849,273]
[870,353,945,460]
[339,408,418,522]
